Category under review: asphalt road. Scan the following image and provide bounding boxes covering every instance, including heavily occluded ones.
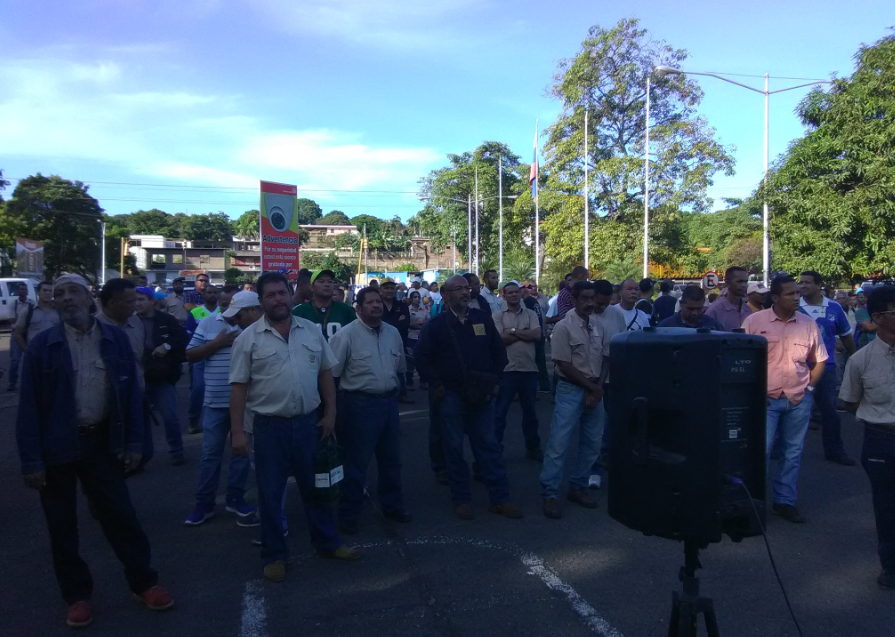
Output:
[0,330,891,637]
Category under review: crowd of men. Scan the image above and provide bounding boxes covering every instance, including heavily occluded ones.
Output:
[11,264,895,629]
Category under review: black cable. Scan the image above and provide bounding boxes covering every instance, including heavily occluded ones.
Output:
[731,477,805,637]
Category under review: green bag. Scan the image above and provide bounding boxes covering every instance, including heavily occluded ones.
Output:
[313,436,344,504]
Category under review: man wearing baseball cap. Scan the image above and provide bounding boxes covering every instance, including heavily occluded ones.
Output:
[184,290,261,527]
[747,282,769,314]
[17,274,173,628]
[292,269,356,341]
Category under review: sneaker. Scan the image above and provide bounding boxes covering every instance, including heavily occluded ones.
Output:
[264,560,286,582]
[772,503,806,524]
[187,422,202,434]
[878,571,895,589]
[135,585,174,611]
[237,512,260,528]
[66,600,93,628]
[184,505,215,526]
[588,474,602,490]
[320,545,361,561]
[226,502,257,518]
[525,448,544,462]
[567,488,598,509]
[171,454,185,466]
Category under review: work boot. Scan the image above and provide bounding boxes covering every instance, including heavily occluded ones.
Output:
[567,488,598,509]
[543,498,562,519]
[264,561,286,582]
[488,503,523,519]
[454,504,474,520]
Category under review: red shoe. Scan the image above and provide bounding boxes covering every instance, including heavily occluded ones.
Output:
[66,600,93,628]
[134,585,174,611]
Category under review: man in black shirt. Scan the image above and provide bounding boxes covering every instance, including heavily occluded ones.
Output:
[652,279,677,324]
[634,278,655,323]
[380,279,413,404]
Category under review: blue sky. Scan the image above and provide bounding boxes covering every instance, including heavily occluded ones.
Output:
[0,1,890,223]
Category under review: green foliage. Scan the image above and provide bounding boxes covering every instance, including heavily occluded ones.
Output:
[0,169,10,202]
[224,267,243,284]
[349,214,385,236]
[180,212,233,241]
[762,34,895,282]
[296,198,322,225]
[393,263,417,272]
[315,210,351,226]
[4,174,104,281]
[234,210,259,239]
[119,209,181,236]
[300,251,355,282]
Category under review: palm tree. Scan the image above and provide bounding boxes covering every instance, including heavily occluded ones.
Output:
[234,210,259,240]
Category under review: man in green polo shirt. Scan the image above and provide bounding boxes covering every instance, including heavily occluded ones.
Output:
[292,270,356,341]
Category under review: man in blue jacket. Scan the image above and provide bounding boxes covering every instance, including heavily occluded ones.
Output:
[16,274,173,629]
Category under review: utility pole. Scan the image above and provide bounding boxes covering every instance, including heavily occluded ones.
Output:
[499,156,504,281]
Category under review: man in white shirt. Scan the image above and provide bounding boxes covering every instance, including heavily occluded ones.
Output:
[618,279,651,331]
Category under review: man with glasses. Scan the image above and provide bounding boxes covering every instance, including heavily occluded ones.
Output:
[183,274,209,313]
[415,275,522,521]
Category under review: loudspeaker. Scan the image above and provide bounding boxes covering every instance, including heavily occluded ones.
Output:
[607,327,767,543]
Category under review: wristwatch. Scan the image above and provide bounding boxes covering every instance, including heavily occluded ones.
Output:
[806,385,815,394]
[510,328,517,334]
[163,343,172,351]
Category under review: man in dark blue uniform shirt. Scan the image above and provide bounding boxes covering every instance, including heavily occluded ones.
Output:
[659,285,723,330]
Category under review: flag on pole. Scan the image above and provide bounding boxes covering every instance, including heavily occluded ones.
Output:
[529,120,538,202]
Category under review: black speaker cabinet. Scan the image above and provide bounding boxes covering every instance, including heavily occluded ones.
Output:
[607,327,767,543]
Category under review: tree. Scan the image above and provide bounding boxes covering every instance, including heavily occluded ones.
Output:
[180,212,234,241]
[349,214,385,237]
[119,209,181,236]
[224,267,243,284]
[763,34,895,281]
[300,251,355,282]
[315,210,351,226]
[234,210,260,239]
[541,19,735,271]
[4,174,105,281]
[296,198,323,225]
[0,169,9,202]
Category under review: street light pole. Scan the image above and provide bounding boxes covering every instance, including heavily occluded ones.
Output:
[643,79,650,279]
[467,194,472,272]
[584,104,590,271]
[100,221,106,285]
[499,156,503,281]
[654,65,832,286]
[475,166,480,276]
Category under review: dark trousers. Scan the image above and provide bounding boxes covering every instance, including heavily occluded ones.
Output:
[590,384,612,475]
[39,432,157,604]
[816,365,847,459]
[535,340,550,392]
[862,422,895,572]
[440,391,510,505]
[406,337,417,387]
[428,389,446,474]
[188,362,204,425]
[253,413,340,564]
[338,392,403,523]
[493,372,540,451]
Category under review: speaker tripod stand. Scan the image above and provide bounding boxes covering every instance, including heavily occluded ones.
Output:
[667,540,720,637]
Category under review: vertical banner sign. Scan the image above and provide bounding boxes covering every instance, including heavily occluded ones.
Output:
[259,181,300,278]
[16,238,45,279]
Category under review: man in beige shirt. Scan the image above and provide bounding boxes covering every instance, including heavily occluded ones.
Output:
[540,281,610,519]
[839,285,895,589]
[329,286,410,536]
[229,272,358,583]
[492,281,543,461]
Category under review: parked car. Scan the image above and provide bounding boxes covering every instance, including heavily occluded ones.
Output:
[0,278,38,322]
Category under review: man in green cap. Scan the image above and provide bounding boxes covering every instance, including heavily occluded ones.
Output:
[292,269,356,341]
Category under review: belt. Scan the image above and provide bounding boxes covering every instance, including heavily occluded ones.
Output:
[343,389,398,400]
[77,422,107,436]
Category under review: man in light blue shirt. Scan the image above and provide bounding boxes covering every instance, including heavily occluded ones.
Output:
[183,290,259,526]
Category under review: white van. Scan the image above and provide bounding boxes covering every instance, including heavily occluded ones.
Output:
[0,278,38,323]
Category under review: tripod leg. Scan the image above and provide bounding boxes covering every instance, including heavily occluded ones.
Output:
[668,593,680,637]
[678,601,697,637]
[703,600,720,637]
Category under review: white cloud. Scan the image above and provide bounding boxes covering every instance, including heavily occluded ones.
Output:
[0,53,440,214]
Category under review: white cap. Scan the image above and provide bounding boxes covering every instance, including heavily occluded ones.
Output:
[222,291,260,318]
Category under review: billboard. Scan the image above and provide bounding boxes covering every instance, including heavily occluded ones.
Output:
[259,181,299,278]
[16,238,44,279]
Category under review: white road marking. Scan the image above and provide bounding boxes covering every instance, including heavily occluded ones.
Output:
[239,581,267,637]
[240,534,623,637]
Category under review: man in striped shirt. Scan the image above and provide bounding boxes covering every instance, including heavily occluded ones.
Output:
[183,289,258,527]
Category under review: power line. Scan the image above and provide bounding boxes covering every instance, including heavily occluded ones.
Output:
[699,71,832,82]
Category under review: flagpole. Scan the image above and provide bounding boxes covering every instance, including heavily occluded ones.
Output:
[475,165,480,277]
[534,119,540,286]
[584,104,589,271]
[498,155,503,282]
[467,194,472,272]
[643,77,650,279]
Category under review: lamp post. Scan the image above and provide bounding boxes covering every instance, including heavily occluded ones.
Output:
[474,193,518,280]
[652,65,833,286]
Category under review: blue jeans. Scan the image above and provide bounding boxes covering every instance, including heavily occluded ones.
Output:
[493,372,540,451]
[540,380,604,498]
[195,406,251,509]
[862,422,895,572]
[766,395,812,506]
[405,338,417,387]
[8,338,22,388]
[188,362,205,425]
[253,413,340,564]
[338,392,403,523]
[144,381,183,455]
[815,365,847,459]
[440,391,510,505]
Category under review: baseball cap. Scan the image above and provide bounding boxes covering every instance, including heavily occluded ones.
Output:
[380,277,397,286]
[501,280,521,290]
[747,282,769,295]
[310,269,335,285]
[222,291,261,318]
